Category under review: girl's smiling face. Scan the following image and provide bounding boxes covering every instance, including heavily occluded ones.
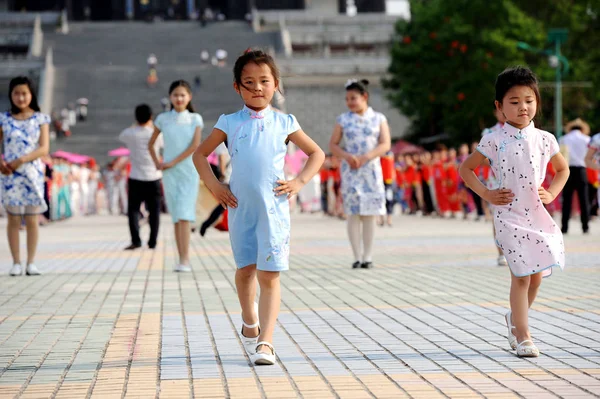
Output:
[235,62,277,111]
[11,84,32,112]
[345,90,368,114]
[170,86,192,111]
[497,85,537,129]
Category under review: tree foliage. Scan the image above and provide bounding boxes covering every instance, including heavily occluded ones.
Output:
[385,0,600,144]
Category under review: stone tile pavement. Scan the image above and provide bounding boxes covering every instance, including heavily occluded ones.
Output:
[0,213,598,398]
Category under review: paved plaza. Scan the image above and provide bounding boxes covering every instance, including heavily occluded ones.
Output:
[0,213,598,398]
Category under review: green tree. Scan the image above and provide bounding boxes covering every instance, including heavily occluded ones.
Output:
[518,0,600,132]
[384,0,546,144]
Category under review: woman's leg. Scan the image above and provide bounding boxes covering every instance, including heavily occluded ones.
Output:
[361,215,376,262]
[179,220,191,265]
[256,270,280,352]
[236,265,259,337]
[24,215,39,265]
[173,221,183,263]
[346,215,362,262]
[7,214,21,264]
[510,273,531,343]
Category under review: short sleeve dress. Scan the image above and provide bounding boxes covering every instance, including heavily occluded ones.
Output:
[477,121,564,277]
[214,105,300,272]
[1,112,50,215]
[337,107,386,216]
[154,109,203,223]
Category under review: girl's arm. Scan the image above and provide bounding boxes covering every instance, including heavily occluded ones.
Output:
[8,123,50,171]
[358,120,392,166]
[275,129,325,198]
[585,148,599,171]
[164,126,202,169]
[148,126,162,169]
[329,123,358,169]
[459,151,514,206]
[193,129,237,208]
[539,152,569,204]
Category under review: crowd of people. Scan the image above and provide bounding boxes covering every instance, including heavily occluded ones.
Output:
[2,53,600,364]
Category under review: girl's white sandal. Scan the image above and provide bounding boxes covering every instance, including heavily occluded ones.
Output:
[241,302,260,354]
[505,311,517,350]
[516,339,539,357]
[251,341,276,366]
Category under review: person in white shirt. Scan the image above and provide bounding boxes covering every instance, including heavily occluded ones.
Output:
[559,118,591,234]
[119,104,164,250]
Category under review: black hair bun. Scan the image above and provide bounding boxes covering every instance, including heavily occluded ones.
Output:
[360,79,369,86]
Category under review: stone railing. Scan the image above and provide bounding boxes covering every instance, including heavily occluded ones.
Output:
[0,11,61,26]
[38,48,55,114]
[28,15,44,58]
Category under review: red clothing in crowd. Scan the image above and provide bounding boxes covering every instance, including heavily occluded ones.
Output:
[433,161,449,213]
[380,156,396,185]
[421,164,432,183]
[445,162,461,212]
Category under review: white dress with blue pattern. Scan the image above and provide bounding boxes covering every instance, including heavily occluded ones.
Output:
[1,112,49,215]
[215,105,300,272]
[337,107,386,216]
[477,121,564,277]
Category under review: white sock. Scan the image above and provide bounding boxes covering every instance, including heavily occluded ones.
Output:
[361,215,376,262]
[347,215,362,262]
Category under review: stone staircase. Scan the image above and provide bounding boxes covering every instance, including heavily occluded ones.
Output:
[43,21,277,162]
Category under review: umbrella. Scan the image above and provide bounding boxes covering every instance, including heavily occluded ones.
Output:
[108,147,130,157]
[69,154,90,164]
[52,150,73,159]
[392,140,424,155]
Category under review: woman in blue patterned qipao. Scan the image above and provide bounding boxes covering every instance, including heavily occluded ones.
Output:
[0,77,50,276]
[329,79,391,269]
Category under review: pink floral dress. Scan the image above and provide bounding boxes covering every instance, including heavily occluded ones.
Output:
[477,122,564,277]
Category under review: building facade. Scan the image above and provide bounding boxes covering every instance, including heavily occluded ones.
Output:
[7,0,387,20]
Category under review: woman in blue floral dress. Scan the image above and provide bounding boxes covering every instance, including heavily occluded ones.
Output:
[329,79,391,269]
[0,77,50,276]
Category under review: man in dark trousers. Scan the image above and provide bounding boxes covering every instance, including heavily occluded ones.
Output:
[559,118,591,234]
[119,104,164,249]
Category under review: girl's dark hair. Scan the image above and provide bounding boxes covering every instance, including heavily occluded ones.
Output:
[9,76,41,114]
[495,66,541,114]
[345,79,370,96]
[233,49,280,93]
[168,80,195,112]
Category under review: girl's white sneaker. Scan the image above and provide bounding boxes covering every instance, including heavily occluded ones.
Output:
[26,264,41,276]
[251,341,276,366]
[241,302,260,354]
[9,264,22,276]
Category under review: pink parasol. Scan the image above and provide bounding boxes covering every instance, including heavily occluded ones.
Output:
[108,147,130,157]
[52,150,73,159]
[68,154,90,164]
[391,140,424,155]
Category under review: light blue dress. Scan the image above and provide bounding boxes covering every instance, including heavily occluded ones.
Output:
[215,105,300,272]
[154,109,203,223]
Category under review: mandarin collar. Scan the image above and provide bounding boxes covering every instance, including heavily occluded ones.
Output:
[503,121,535,138]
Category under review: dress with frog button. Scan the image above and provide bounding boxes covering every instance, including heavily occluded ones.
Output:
[215,105,300,272]
[1,112,49,215]
[154,109,203,223]
[337,107,386,216]
[477,121,565,277]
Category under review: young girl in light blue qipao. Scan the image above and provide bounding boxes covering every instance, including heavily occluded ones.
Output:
[194,50,324,366]
[149,80,202,272]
